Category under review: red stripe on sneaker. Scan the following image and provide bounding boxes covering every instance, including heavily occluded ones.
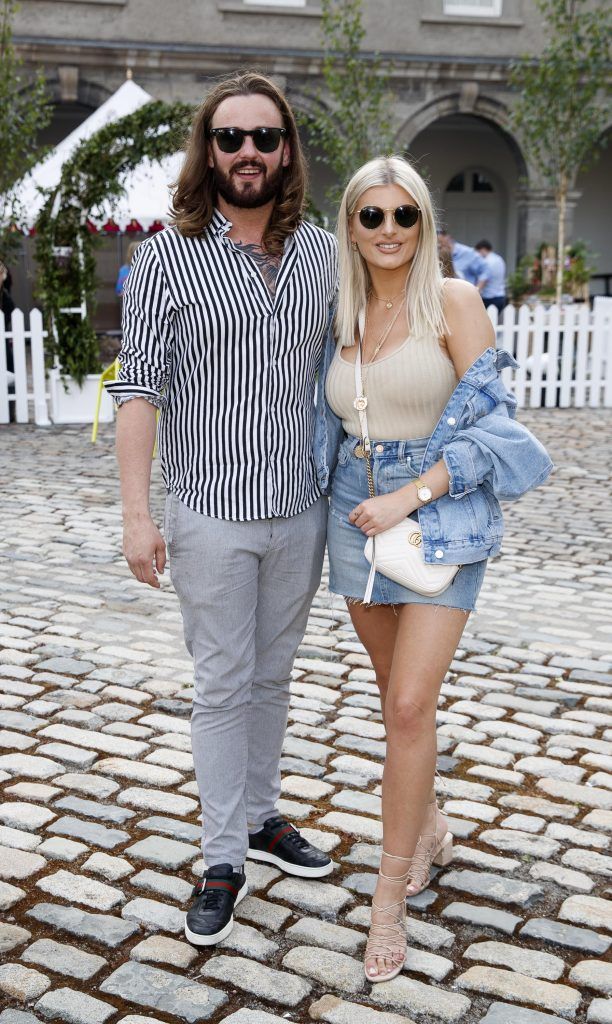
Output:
[268,825,295,852]
[206,880,239,896]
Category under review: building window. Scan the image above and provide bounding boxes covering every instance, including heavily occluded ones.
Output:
[446,173,465,192]
[445,171,496,193]
[243,0,305,6]
[443,0,502,16]
[472,172,494,192]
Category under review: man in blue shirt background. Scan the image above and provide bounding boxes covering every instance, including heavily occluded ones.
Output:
[476,239,507,313]
[437,226,489,289]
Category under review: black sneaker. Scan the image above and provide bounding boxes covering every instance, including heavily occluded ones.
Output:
[184,863,248,946]
[247,815,333,878]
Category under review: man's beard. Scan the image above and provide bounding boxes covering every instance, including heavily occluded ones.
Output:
[213,158,285,209]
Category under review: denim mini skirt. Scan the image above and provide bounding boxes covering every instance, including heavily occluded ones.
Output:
[327,434,487,610]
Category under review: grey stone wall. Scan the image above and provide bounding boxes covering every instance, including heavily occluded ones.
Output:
[13,0,612,274]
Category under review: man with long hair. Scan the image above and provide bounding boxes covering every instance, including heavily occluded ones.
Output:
[107,72,338,946]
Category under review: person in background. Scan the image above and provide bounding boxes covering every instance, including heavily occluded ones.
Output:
[475,239,507,313]
[115,241,141,297]
[1,261,15,418]
[147,219,165,234]
[437,226,489,290]
[103,216,121,233]
[437,235,456,279]
[85,218,99,234]
[1,259,15,340]
[126,217,144,233]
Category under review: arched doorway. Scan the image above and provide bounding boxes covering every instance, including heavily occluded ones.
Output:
[405,112,525,270]
[443,167,506,253]
[574,127,612,293]
[37,101,97,150]
[36,80,111,151]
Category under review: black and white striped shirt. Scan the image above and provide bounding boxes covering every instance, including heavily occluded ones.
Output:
[106,210,338,521]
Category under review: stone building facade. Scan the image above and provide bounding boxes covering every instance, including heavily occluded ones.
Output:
[14,0,612,276]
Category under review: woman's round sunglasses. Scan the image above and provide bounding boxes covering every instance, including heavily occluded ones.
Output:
[208,127,287,154]
[356,205,421,230]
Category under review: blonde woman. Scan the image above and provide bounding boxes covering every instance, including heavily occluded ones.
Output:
[314,156,552,982]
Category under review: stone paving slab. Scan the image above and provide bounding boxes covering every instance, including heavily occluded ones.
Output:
[1,412,611,1024]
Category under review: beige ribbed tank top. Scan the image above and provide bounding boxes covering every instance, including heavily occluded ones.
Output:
[325,331,458,441]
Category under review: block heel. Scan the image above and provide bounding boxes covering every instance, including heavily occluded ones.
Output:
[433,832,453,866]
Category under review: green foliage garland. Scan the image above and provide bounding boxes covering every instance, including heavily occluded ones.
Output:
[35,100,193,383]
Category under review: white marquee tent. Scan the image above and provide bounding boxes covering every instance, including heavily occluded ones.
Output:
[16,78,183,229]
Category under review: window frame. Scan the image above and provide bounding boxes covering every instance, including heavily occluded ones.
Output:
[242,0,306,6]
[442,0,503,17]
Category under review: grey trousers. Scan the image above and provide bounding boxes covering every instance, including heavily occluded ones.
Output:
[165,492,327,869]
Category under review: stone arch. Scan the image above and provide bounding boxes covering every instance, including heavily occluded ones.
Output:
[397,93,529,268]
[288,87,338,221]
[37,77,113,150]
[397,91,528,183]
[43,75,112,111]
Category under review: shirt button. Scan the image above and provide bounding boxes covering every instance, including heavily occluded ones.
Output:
[375,444,384,453]
[435,549,444,559]
[447,416,456,426]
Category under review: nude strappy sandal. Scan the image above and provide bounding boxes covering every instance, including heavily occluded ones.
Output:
[364,851,411,984]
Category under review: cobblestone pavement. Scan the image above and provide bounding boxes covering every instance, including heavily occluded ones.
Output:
[0,409,611,1024]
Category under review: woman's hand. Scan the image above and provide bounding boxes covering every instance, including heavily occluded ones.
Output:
[349,490,415,536]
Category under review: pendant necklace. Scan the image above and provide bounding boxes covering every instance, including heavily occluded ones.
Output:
[370,287,405,310]
[362,298,403,370]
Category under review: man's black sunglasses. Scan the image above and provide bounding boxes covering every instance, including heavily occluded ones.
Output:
[357,205,421,230]
[208,127,288,154]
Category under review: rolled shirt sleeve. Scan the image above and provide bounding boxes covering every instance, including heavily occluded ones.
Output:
[105,241,174,408]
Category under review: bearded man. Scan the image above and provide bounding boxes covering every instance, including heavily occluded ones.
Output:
[106,72,337,945]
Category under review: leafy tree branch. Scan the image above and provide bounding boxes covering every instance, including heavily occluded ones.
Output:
[509,0,611,303]
[0,0,52,260]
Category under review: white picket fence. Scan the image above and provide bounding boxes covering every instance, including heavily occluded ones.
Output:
[0,308,50,425]
[487,296,612,409]
[1,299,612,425]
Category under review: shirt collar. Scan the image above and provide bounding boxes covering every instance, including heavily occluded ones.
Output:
[209,207,300,252]
[210,208,232,237]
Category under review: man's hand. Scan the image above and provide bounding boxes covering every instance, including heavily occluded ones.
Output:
[349,490,415,537]
[123,513,166,588]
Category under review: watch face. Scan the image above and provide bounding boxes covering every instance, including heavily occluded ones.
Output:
[418,486,432,502]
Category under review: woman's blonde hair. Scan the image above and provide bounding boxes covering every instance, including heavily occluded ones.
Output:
[336,155,445,346]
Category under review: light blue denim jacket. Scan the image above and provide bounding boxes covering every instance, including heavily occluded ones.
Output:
[313,326,554,566]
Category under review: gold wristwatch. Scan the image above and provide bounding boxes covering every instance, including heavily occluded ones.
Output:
[413,477,433,505]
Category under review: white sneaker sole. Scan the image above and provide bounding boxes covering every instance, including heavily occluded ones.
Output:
[184,879,248,946]
[247,848,334,877]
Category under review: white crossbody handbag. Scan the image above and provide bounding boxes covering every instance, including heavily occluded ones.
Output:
[353,339,460,604]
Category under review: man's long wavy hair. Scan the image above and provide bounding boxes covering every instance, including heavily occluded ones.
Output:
[170,72,307,255]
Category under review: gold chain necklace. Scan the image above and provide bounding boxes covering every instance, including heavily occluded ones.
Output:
[370,287,405,310]
[361,298,403,388]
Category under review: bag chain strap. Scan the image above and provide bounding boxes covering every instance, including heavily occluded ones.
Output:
[354,337,378,603]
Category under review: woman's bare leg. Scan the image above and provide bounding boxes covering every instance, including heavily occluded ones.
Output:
[346,602,399,724]
[366,603,470,980]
